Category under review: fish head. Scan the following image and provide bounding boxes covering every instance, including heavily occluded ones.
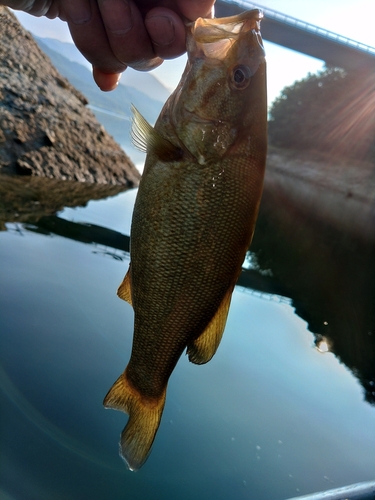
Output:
[166,9,267,163]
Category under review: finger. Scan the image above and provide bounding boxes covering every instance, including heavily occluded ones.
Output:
[92,68,122,91]
[97,0,163,71]
[64,0,128,74]
[136,0,215,20]
[145,7,186,60]
[176,0,215,20]
[61,0,92,24]
[1,0,53,16]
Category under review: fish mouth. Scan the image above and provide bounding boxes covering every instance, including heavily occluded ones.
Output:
[192,9,263,41]
[189,9,264,60]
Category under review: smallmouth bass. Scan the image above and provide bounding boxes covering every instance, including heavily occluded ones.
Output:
[103,9,267,470]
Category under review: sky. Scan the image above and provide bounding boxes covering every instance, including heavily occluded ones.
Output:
[13,0,375,106]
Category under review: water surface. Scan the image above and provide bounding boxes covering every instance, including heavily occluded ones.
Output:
[1,171,374,500]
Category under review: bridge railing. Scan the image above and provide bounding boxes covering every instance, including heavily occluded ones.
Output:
[219,0,375,56]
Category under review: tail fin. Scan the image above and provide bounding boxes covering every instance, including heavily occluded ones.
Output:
[103,372,166,471]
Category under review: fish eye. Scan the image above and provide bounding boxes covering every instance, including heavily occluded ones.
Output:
[230,65,252,90]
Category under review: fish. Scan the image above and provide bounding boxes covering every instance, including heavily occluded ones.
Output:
[103,8,267,471]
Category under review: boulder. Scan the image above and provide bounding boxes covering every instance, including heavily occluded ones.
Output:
[0,7,141,186]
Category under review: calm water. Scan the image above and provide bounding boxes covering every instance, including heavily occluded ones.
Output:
[0,166,375,499]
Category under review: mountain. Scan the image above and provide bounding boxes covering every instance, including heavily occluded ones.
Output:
[34,37,171,102]
[34,36,168,165]
[120,68,171,103]
[34,36,90,68]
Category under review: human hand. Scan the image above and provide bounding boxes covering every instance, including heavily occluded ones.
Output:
[3,0,215,91]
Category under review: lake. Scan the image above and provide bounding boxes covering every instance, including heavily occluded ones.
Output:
[1,157,375,499]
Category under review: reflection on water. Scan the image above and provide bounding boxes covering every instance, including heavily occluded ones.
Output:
[0,175,128,228]
[251,160,375,405]
[0,171,375,499]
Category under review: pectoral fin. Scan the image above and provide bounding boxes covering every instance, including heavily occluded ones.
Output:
[117,266,132,305]
[131,105,183,161]
[187,287,233,365]
[103,370,166,471]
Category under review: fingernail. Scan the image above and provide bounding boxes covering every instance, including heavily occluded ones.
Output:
[100,0,133,35]
[108,74,122,90]
[145,15,175,46]
[67,0,92,25]
[93,67,122,91]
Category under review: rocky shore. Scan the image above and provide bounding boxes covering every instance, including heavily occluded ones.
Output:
[0,7,140,186]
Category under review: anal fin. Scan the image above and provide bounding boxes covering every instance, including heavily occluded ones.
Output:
[103,370,166,471]
[187,287,233,365]
[117,265,132,305]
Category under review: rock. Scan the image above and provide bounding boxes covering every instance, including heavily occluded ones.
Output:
[0,7,141,186]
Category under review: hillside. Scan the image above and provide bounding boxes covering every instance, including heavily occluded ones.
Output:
[0,7,140,186]
[34,36,171,103]
[35,37,164,123]
[34,36,168,165]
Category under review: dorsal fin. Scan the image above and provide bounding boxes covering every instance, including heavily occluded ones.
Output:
[130,105,183,161]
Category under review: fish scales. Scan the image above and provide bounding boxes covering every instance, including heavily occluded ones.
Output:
[104,9,267,471]
[130,160,256,379]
